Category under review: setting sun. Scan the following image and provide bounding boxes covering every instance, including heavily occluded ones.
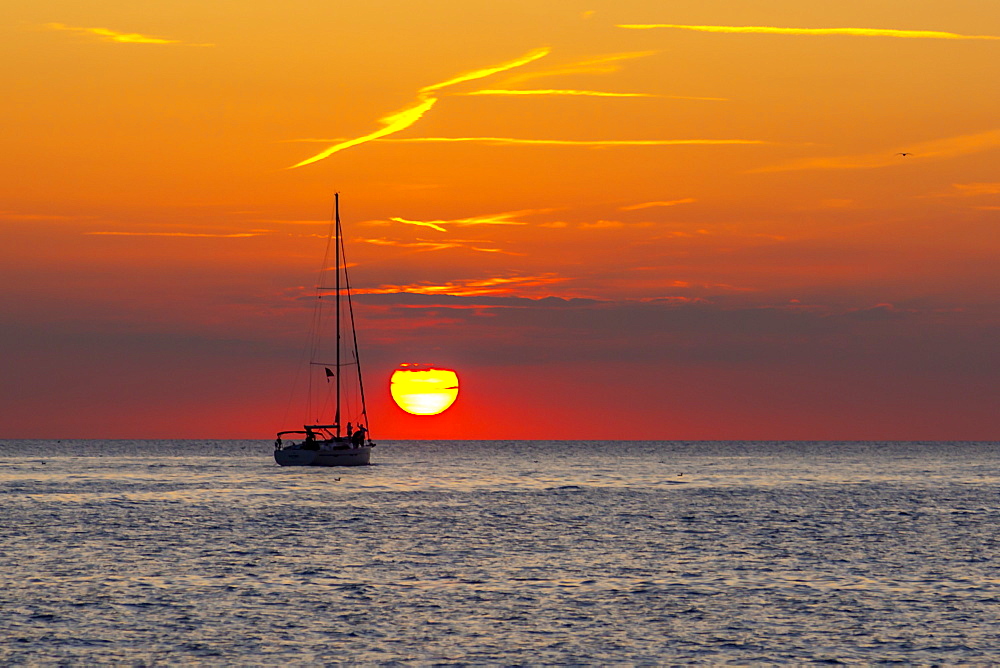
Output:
[390,366,460,416]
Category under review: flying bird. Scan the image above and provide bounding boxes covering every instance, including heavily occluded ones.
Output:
[896,152,912,157]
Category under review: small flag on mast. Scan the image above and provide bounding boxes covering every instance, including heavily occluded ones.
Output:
[325,367,334,382]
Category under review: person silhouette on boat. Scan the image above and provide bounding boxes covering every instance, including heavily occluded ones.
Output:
[303,430,319,450]
[347,422,353,438]
[352,424,367,447]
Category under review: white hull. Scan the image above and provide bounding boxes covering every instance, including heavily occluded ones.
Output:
[274,445,372,467]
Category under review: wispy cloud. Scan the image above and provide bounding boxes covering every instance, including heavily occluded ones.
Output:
[464,89,653,98]
[753,129,1000,172]
[580,220,629,229]
[382,137,769,147]
[620,198,696,211]
[289,98,439,169]
[618,23,1000,40]
[418,48,551,94]
[388,219,449,233]
[948,182,1000,196]
[387,209,548,232]
[360,238,520,255]
[44,22,211,45]
[362,239,468,252]
[501,51,657,85]
[293,137,765,147]
[359,274,567,297]
[250,218,333,226]
[921,182,1000,199]
[463,89,726,101]
[84,231,267,237]
[288,48,745,166]
[1,211,81,221]
[289,47,550,168]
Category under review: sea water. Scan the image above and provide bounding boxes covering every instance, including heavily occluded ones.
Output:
[0,440,997,665]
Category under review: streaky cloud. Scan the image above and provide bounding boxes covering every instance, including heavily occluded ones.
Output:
[389,210,540,230]
[250,218,333,225]
[382,137,769,147]
[753,129,1000,173]
[419,48,550,93]
[356,292,605,314]
[389,217,448,232]
[662,94,728,102]
[949,182,1000,196]
[360,238,517,254]
[503,51,657,85]
[44,22,210,45]
[289,47,727,167]
[84,231,266,237]
[359,274,568,297]
[363,239,466,252]
[289,97,437,169]
[921,182,1000,198]
[389,218,449,232]
[618,23,1000,40]
[1,211,82,221]
[581,220,628,229]
[620,198,697,210]
[290,47,550,168]
[463,89,727,101]
[465,89,653,98]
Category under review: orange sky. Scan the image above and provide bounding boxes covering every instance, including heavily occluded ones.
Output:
[2,1,998,439]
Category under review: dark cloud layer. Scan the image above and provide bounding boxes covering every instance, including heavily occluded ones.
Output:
[1,288,995,439]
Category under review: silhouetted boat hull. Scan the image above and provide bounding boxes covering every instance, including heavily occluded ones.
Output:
[274,442,372,467]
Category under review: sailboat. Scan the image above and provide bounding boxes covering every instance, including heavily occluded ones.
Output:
[274,194,375,466]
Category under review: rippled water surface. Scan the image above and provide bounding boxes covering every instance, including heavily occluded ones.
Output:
[1,440,998,665]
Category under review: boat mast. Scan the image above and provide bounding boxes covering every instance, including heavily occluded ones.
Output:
[334,192,341,437]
